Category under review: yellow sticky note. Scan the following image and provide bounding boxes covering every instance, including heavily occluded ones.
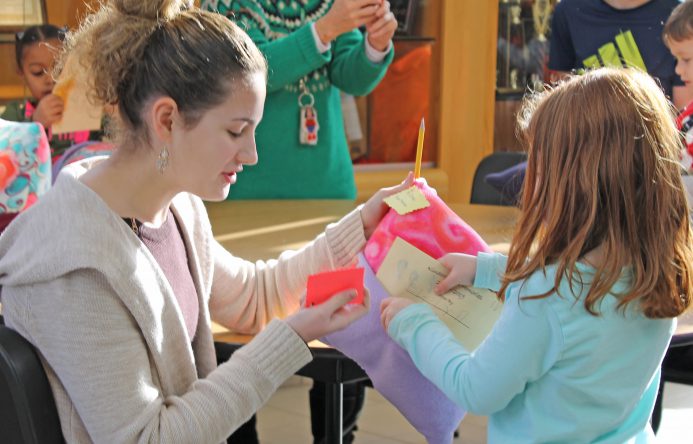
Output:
[383,186,430,215]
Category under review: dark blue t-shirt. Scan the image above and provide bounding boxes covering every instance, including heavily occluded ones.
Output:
[549,0,683,98]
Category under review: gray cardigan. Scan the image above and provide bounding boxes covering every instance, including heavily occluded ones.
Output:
[0,159,366,443]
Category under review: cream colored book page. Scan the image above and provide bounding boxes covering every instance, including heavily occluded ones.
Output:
[52,57,102,134]
[376,237,503,350]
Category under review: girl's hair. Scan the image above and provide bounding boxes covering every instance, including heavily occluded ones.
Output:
[15,24,66,68]
[501,68,693,319]
[663,0,693,43]
[62,0,267,144]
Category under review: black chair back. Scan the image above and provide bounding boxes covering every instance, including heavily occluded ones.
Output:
[470,151,527,206]
[0,320,63,444]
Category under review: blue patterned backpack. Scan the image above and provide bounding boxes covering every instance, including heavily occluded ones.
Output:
[0,119,51,231]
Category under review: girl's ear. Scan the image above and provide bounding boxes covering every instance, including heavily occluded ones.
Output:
[149,96,177,144]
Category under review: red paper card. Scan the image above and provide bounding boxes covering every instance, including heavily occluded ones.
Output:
[305,268,365,307]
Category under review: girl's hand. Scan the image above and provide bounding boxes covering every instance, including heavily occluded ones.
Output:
[286,289,369,342]
[315,0,381,43]
[380,296,414,331]
[366,1,397,52]
[32,94,64,128]
[435,253,478,295]
[360,171,414,239]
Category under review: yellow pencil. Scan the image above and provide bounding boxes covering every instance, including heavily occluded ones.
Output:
[414,118,425,179]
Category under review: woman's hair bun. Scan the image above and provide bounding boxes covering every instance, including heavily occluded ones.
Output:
[63,0,193,108]
[64,0,266,143]
[112,0,191,23]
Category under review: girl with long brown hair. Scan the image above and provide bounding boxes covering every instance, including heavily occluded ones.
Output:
[381,67,693,442]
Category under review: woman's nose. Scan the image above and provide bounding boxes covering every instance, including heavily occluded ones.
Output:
[245,146,259,166]
[238,140,258,166]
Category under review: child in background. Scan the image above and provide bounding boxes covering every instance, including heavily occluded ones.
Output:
[661,0,693,419]
[381,68,693,443]
[1,25,96,160]
[665,0,693,172]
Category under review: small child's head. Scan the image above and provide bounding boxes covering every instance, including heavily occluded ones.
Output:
[15,24,66,101]
[664,0,693,85]
[505,68,693,318]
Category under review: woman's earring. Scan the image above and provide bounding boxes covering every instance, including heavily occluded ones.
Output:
[157,145,169,174]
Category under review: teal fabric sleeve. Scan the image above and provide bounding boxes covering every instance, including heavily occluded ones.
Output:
[328,29,394,96]
[248,23,332,93]
[473,252,508,292]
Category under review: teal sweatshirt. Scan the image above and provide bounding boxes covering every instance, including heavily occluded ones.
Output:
[206,0,393,199]
[388,252,675,443]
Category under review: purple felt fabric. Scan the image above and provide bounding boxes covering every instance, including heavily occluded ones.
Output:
[322,255,464,444]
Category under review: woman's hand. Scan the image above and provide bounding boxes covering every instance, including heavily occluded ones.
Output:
[32,94,64,128]
[380,296,414,331]
[435,253,478,295]
[315,0,381,44]
[360,171,414,239]
[366,1,397,52]
[286,289,369,342]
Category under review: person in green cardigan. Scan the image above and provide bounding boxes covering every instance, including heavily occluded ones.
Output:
[205,2,396,442]
[204,0,396,200]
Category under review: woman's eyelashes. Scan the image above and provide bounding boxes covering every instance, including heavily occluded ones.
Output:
[228,124,252,139]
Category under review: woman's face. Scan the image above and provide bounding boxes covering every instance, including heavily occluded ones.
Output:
[169,72,266,201]
[18,38,61,101]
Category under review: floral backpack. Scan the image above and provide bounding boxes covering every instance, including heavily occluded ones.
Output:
[0,119,52,231]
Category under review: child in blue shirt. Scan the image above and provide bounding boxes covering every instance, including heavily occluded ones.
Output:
[381,68,693,443]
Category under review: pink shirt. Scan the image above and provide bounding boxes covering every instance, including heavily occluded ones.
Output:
[135,210,199,340]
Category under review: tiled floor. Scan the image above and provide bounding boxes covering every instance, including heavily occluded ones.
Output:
[656,382,693,443]
[256,378,692,443]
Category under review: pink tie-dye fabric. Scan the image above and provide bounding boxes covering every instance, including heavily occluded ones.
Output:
[364,180,492,271]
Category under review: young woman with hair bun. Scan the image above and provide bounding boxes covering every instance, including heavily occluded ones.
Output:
[0,1,412,442]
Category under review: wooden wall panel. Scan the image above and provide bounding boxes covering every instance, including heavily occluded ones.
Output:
[438,1,499,203]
